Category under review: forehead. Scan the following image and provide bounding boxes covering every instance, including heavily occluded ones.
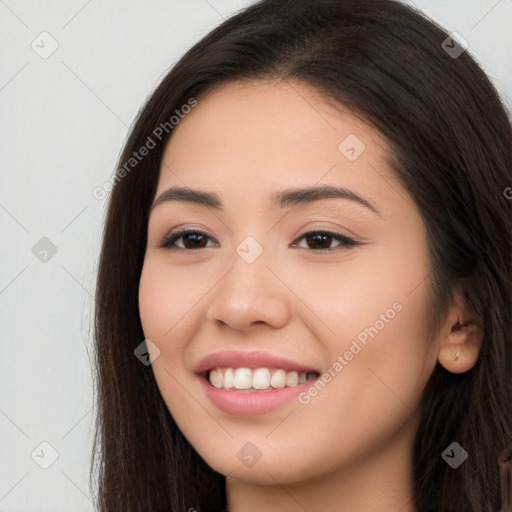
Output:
[156,79,395,212]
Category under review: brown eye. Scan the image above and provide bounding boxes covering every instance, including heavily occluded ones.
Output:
[292,231,358,252]
[161,230,215,250]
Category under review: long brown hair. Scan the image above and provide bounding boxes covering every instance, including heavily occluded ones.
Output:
[91,1,512,510]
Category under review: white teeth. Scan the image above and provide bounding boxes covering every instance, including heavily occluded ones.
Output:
[233,367,252,389]
[224,368,234,389]
[210,369,223,389]
[286,370,299,387]
[208,367,316,391]
[270,369,286,389]
[253,368,271,389]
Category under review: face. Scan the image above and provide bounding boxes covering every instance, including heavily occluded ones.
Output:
[138,80,439,485]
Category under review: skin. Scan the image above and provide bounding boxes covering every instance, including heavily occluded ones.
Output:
[138,79,482,512]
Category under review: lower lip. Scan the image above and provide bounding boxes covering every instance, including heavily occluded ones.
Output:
[199,374,317,415]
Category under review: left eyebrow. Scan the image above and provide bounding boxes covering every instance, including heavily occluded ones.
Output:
[150,184,381,217]
[271,184,381,217]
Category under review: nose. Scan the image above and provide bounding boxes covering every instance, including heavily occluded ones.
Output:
[206,252,291,332]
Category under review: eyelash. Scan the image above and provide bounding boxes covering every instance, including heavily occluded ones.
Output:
[160,228,359,253]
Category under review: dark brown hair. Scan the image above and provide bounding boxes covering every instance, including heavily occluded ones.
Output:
[91,1,512,510]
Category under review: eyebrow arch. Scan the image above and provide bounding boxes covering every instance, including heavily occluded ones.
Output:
[150,184,381,216]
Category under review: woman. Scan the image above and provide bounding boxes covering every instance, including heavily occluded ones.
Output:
[91,0,512,510]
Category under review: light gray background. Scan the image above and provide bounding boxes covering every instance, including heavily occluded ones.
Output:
[1,1,511,510]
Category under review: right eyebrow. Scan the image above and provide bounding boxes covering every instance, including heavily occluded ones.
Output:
[151,186,223,213]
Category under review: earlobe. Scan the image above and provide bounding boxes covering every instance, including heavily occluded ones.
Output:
[437,320,482,374]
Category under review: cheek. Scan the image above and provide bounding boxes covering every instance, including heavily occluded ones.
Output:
[281,230,431,352]
[138,259,204,428]
[322,278,436,437]
[138,257,199,352]
[138,259,193,401]
[139,263,169,343]
[273,295,438,483]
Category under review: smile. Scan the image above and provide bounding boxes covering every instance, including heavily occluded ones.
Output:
[194,350,322,415]
[208,367,318,391]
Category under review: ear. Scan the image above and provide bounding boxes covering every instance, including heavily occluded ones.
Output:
[437,286,482,374]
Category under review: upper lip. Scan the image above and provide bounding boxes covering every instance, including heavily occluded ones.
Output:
[195,350,320,374]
